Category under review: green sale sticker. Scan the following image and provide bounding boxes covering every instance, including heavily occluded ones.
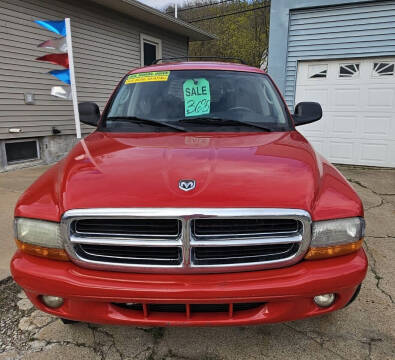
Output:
[183,78,211,117]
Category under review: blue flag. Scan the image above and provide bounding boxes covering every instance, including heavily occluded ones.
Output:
[49,69,70,84]
[35,20,66,36]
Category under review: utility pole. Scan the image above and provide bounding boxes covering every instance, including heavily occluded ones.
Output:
[175,3,178,18]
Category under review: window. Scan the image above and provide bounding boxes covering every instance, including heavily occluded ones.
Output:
[140,34,162,66]
[339,63,360,78]
[308,64,328,79]
[372,62,394,77]
[4,139,39,164]
[104,70,291,133]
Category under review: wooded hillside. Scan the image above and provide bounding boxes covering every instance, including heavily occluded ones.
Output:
[164,0,270,68]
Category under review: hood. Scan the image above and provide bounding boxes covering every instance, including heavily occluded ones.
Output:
[15,131,363,221]
[60,131,320,211]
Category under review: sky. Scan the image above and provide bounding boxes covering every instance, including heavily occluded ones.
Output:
[138,0,187,10]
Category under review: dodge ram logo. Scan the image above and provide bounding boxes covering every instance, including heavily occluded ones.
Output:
[179,179,196,192]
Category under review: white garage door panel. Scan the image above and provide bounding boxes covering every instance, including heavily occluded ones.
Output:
[362,115,392,138]
[367,88,394,107]
[295,58,395,167]
[331,114,358,136]
[333,88,360,109]
[328,140,355,162]
[361,142,391,166]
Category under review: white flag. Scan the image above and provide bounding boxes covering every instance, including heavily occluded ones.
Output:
[51,86,72,100]
[38,37,67,53]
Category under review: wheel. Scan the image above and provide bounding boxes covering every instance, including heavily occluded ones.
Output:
[344,284,362,307]
[61,318,79,324]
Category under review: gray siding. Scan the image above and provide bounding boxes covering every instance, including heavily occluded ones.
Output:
[284,0,395,108]
[0,0,188,139]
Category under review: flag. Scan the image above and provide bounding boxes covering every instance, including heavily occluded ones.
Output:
[35,17,82,138]
[49,69,70,84]
[35,20,66,36]
[51,86,72,100]
[36,53,69,68]
[38,37,67,53]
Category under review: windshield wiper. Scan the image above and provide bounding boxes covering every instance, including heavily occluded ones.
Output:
[178,117,272,132]
[107,116,187,132]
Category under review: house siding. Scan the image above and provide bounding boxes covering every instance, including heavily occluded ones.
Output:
[284,0,395,108]
[0,0,188,140]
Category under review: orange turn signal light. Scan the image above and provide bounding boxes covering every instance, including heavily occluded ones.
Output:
[304,238,363,260]
[15,238,70,261]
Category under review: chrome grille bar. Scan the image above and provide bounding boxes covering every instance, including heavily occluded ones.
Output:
[190,234,302,247]
[61,208,311,274]
[70,235,182,247]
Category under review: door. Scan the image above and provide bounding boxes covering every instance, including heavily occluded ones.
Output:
[140,34,162,66]
[295,58,395,167]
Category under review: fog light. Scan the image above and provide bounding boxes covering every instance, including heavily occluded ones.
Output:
[313,293,335,307]
[41,295,64,308]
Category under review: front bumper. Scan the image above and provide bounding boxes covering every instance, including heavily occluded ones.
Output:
[11,249,367,326]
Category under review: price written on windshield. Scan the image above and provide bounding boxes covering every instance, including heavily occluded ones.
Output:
[183,78,211,117]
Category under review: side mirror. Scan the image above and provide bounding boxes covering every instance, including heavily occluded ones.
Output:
[78,102,100,126]
[293,102,322,126]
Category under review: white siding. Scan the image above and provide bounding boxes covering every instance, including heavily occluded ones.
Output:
[0,0,188,139]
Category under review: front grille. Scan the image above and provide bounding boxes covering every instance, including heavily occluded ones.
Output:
[62,208,311,273]
[75,219,181,238]
[193,218,300,237]
[75,244,182,265]
[113,302,265,315]
[193,243,299,265]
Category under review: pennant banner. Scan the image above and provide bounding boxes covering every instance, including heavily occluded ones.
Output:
[38,37,67,53]
[35,17,82,138]
[35,20,66,36]
[36,53,69,68]
[49,69,70,84]
[51,86,72,100]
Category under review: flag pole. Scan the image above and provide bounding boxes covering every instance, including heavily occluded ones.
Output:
[65,18,81,139]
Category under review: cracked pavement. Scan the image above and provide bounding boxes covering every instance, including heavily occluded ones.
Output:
[0,164,394,359]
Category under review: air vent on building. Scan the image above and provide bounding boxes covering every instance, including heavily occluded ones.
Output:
[5,140,39,164]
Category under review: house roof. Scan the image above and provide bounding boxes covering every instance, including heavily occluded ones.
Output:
[89,0,216,41]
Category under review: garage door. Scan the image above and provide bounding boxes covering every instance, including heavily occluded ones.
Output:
[295,58,395,167]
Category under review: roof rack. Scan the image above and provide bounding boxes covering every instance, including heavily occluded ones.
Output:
[152,56,246,65]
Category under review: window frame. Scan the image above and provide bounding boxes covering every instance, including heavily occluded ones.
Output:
[140,33,162,67]
[372,61,395,78]
[307,63,328,79]
[100,71,294,132]
[2,138,40,166]
[338,63,361,79]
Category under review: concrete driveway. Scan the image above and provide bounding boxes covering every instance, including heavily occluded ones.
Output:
[0,164,394,359]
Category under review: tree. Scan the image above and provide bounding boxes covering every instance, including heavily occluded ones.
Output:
[164,0,270,68]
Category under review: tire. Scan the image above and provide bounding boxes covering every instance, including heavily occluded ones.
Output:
[344,284,362,308]
[61,318,79,324]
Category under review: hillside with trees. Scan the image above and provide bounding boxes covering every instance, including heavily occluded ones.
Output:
[164,0,270,68]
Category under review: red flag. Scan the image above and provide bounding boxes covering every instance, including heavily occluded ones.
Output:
[36,53,69,68]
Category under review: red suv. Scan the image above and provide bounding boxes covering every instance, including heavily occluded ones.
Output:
[11,61,367,326]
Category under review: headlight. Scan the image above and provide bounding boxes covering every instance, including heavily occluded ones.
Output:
[305,217,365,260]
[15,218,62,248]
[311,217,365,247]
[14,218,68,261]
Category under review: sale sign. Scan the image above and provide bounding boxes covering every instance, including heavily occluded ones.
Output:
[183,78,211,117]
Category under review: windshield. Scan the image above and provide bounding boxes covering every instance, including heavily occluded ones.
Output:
[103,70,291,132]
